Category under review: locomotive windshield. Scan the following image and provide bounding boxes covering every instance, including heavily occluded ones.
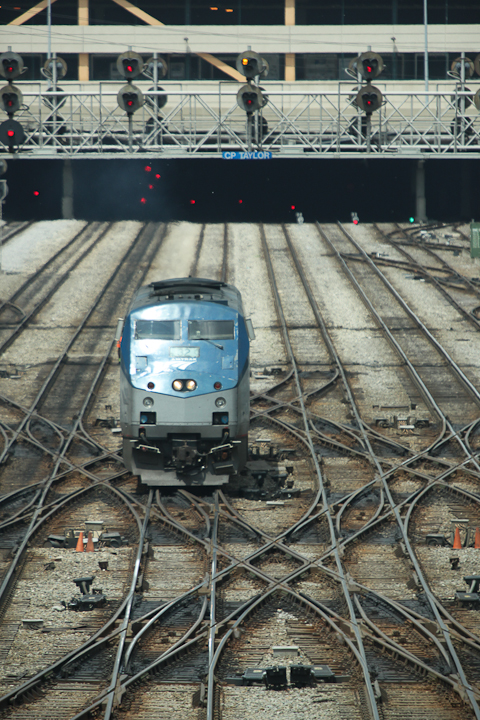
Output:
[135,320,181,340]
[188,320,234,340]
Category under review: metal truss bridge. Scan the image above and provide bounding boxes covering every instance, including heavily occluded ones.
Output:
[3,83,480,159]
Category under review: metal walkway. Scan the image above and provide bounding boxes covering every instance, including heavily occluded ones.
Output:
[3,83,480,158]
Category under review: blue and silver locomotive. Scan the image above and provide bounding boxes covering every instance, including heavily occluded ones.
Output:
[119,277,254,486]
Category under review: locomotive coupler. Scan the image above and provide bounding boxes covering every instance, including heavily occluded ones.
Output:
[175,443,199,464]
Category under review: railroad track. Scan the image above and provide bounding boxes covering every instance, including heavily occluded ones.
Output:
[0,221,479,719]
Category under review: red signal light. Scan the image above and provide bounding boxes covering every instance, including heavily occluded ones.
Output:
[238,199,243,204]
[140,197,146,204]
[126,64,133,73]
[353,218,359,225]
[148,184,154,190]
[291,205,296,210]
[7,129,14,138]
[33,190,39,196]
[366,65,372,74]
[155,173,160,179]
[145,165,152,172]
[190,199,196,205]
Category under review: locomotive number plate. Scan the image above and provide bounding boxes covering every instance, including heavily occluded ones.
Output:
[170,346,200,359]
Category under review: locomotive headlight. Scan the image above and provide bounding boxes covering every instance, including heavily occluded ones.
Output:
[185,379,197,391]
[215,397,226,407]
[172,380,184,391]
[143,397,154,407]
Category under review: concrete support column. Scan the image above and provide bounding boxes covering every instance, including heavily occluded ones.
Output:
[415,160,427,222]
[62,159,74,219]
[79,53,89,81]
[285,0,295,25]
[78,0,89,81]
[285,0,295,81]
[285,54,295,82]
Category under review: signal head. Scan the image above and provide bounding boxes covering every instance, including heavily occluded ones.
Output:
[236,83,267,113]
[0,118,25,149]
[355,84,383,113]
[0,52,24,81]
[474,88,480,112]
[117,51,144,80]
[144,56,168,79]
[0,84,23,115]
[450,56,474,79]
[145,86,168,110]
[356,51,384,80]
[42,56,68,80]
[42,86,67,112]
[236,51,268,79]
[117,84,144,113]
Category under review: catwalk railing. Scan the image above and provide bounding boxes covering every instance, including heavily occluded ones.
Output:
[3,83,480,157]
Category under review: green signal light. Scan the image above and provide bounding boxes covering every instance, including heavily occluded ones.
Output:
[409,217,415,223]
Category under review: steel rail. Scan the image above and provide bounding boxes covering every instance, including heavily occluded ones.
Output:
[0,222,111,354]
[0,222,166,474]
[315,221,480,717]
[0,224,166,630]
[0,221,95,317]
[374,223,480,332]
[208,584,379,719]
[115,488,476,714]
[324,223,478,469]
[338,221,480,421]
[102,490,153,720]
[393,222,480,295]
[257,223,380,719]
[0,220,33,246]
[336,221,480,474]
[155,491,210,540]
[313,566,480,670]
[123,581,209,672]
[251,394,480,511]
[0,222,143,466]
[206,492,219,720]
[263,223,480,701]
[0,481,144,710]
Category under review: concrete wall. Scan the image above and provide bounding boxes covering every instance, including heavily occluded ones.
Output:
[2,24,479,55]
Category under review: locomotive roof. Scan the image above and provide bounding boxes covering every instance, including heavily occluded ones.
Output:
[128,277,245,314]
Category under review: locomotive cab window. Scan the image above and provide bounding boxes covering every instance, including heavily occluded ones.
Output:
[188,320,234,340]
[135,319,181,340]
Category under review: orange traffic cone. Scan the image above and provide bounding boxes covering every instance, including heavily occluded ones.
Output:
[453,527,462,549]
[474,528,480,549]
[86,531,94,553]
[75,531,84,552]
